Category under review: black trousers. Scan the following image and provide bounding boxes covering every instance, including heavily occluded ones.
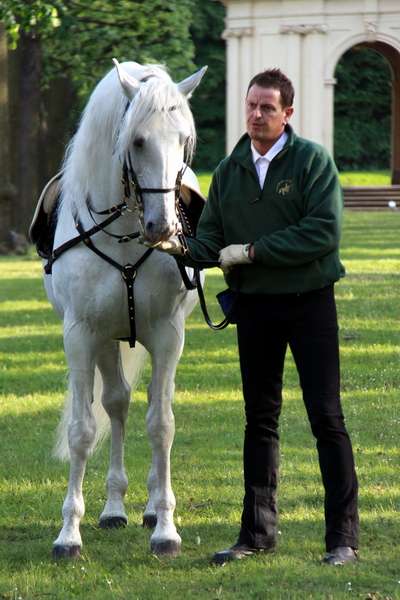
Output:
[235,284,359,552]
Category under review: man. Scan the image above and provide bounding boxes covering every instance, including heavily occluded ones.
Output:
[154,69,359,566]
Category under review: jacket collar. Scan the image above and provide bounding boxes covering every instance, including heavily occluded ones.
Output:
[231,124,296,171]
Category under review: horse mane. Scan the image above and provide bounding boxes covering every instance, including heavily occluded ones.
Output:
[60,62,196,212]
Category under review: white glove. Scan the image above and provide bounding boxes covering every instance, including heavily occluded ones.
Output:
[219,244,252,274]
[152,236,186,255]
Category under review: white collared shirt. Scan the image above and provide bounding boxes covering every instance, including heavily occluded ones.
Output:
[251,131,288,188]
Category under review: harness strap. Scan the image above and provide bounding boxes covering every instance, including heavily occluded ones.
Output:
[44,207,127,274]
[74,219,153,347]
[86,199,141,243]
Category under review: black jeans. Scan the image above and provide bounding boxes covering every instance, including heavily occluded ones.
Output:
[235,285,359,552]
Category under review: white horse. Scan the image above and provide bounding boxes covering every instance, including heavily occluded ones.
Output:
[36,59,207,558]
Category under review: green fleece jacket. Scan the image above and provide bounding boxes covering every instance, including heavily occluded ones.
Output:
[182,124,345,294]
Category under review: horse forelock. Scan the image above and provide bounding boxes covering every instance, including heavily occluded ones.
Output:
[115,73,196,164]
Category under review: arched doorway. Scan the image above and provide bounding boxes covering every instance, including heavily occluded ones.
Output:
[333,42,400,184]
[367,41,400,184]
[334,47,391,174]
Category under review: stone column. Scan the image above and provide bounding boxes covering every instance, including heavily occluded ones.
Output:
[324,78,337,157]
[222,26,254,153]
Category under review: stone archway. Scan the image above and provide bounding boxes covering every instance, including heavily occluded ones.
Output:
[359,42,400,183]
[218,0,400,183]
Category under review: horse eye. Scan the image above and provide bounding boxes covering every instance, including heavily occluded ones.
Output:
[133,137,144,148]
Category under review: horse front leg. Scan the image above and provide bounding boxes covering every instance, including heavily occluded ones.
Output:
[144,353,182,557]
[52,361,96,559]
[96,342,130,529]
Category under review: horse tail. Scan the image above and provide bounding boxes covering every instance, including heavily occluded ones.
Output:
[53,342,149,462]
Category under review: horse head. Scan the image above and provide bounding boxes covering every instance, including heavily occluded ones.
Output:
[113,59,207,245]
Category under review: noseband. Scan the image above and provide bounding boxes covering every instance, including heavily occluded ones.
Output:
[121,156,183,215]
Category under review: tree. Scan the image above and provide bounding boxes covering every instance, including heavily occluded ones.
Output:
[1,0,197,236]
[334,47,391,171]
[0,24,17,245]
[1,1,65,235]
[190,0,226,171]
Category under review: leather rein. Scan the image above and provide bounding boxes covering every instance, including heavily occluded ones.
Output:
[44,161,184,348]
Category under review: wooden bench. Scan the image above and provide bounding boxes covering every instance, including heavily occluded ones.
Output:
[343,186,400,210]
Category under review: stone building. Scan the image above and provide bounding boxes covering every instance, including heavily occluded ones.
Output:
[218,0,400,182]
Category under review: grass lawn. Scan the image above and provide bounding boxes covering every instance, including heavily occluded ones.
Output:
[0,208,399,599]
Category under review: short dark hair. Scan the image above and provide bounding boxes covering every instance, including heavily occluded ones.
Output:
[246,69,295,108]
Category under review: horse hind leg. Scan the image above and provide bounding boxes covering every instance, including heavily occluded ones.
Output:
[96,342,131,530]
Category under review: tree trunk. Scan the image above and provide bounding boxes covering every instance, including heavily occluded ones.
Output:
[39,75,75,185]
[0,23,17,244]
[12,31,42,237]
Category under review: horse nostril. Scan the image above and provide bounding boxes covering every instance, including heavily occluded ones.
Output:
[145,218,177,242]
[146,222,155,235]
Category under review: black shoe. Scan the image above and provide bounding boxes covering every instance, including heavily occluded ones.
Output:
[322,546,360,565]
[211,542,273,566]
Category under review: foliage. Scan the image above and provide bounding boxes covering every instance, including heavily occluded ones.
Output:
[190,0,227,171]
[46,0,196,101]
[0,0,63,48]
[1,211,400,598]
[334,47,391,171]
[1,0,197,99]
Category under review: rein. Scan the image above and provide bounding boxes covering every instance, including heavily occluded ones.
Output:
[43,159,237,344]
[122,156,183,216]
[174,220,241,330]
[43,162,186,348]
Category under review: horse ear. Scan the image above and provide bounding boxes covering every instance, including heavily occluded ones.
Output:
[113,58,141,101]
[177,66,208,98]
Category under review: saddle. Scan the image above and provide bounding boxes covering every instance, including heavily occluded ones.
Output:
[29,167,206,259]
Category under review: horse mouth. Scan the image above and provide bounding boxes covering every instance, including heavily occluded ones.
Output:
[138,226,178,248]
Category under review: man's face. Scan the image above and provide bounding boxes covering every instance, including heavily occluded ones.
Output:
[245,84,293,154]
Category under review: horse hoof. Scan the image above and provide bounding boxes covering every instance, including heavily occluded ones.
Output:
[151,539,181,557]
[99,516,128,529]
[52,544,82,559]
[142,515,157,530]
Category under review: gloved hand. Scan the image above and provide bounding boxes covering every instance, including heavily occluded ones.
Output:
[219,244,252,274]
[152,236,186,255]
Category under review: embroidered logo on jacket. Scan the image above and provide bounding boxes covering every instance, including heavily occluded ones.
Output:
[276,180,293,196]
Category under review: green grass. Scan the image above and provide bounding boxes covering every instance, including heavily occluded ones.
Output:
[339,171,391,187]
[1,212,400,599]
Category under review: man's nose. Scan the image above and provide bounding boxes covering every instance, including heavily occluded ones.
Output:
[253,105,262,118]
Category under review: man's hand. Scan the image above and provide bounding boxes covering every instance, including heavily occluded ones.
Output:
[151,236,186,255]
[219,244,252,274]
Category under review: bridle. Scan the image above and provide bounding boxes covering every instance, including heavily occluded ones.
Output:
[122,155,184,215]
[83,159,239,333]
[43,105,235,345]
[43,159,189,348]
[84,158,185,245]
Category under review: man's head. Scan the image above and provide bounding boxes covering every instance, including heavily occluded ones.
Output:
[245,69,294,154]
[246,69,295,109]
